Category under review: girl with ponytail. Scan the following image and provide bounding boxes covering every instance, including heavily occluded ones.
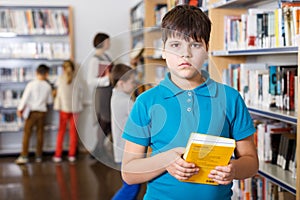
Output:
[53,60,85,162]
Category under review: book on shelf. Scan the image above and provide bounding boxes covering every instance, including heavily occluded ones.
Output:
[182,132,235,185]
[279,133,296,170]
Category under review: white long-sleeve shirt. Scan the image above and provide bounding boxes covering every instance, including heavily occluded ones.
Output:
[18,79,53,112]
[111,89,134,163]
[54,73,84,113]
[86,54,111,88]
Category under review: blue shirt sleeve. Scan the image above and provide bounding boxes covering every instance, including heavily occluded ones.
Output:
[123,98,151,146]
[231,93,256,141]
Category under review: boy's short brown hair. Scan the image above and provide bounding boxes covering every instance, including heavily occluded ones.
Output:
[110,63,136,87]
[161,5,211,47]
[36,64,50,75]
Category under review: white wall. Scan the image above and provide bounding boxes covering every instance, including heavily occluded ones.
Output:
[0,0,141,65]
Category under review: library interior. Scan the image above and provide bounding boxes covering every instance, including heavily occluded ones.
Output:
[0,0,299,199]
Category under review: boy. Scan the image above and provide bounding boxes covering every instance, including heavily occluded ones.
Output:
[15,64,53,164]
[110,64,140,200]
[121,5,258,200]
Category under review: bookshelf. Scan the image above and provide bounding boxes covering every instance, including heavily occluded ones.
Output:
[207,0,299,199]
[133,0,168,84]
[0,5,74,155]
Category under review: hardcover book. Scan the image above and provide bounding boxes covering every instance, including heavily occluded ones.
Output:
[182,133,236,185]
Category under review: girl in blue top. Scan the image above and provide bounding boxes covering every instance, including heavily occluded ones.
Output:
[121,5,258,200]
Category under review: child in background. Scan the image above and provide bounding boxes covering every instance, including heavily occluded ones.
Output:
[110,64,140,200]
[53,60,84,162]
[121,5,258,200]
[15,64,53,164]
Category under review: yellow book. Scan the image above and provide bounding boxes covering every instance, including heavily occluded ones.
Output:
[182,132,236,185]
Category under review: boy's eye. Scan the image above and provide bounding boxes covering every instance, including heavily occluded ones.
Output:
[191,43,202,48]
[170,43,180,48]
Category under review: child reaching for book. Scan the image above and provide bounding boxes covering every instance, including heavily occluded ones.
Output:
[110,64,140,200]
[53,60,84,162]
[15,64,53,164]
[121,5,258,200]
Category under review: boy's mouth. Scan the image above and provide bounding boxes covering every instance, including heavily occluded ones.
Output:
[179,62,192,67]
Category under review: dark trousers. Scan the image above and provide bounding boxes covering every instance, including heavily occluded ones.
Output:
[21,111,46,157]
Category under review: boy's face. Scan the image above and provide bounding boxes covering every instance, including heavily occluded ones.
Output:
[162,37,208,84]
[121,73,137,95]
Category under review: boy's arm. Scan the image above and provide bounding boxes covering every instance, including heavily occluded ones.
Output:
[122,141,199,184]
[17,84,31,111]
[208,135,259,185]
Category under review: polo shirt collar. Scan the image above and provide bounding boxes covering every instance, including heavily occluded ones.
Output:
[159,70,217,98]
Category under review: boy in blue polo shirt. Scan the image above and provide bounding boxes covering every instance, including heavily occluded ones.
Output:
[121,5,258,200]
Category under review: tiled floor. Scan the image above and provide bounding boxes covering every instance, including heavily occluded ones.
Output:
[0,153,146,200]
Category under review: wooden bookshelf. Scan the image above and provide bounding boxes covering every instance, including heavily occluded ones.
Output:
[0,5,74,155]
[143,0,168,84]
[207,0,299,199]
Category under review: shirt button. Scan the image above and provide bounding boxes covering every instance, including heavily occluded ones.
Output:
[187,99,191,103]
[188,91,192,96]
[187,108,191,112]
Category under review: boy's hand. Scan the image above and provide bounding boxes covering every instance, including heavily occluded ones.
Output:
[166,147,199,181]
[208,162,236,185]
[16,110,22,118]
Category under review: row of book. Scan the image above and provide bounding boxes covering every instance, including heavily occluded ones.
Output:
[223,63,298,111]
[0,67,34,83]
[256,121,297,175]
[234,176,296,200]
[224,5,300,50]
[0,89,23,108]
[0,64,62,83]
[130,1,144,30]
[0,42,70,60]
[0,8,69,35]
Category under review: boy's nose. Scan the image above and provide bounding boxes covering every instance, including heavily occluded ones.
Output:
[181,46,192,58]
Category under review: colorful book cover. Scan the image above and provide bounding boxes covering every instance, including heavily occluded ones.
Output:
[182,133,235,185]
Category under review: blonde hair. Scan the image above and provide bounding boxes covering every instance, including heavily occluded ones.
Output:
[63,60,75,84]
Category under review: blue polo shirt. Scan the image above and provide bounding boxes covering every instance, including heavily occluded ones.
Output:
[123,70,256,200]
